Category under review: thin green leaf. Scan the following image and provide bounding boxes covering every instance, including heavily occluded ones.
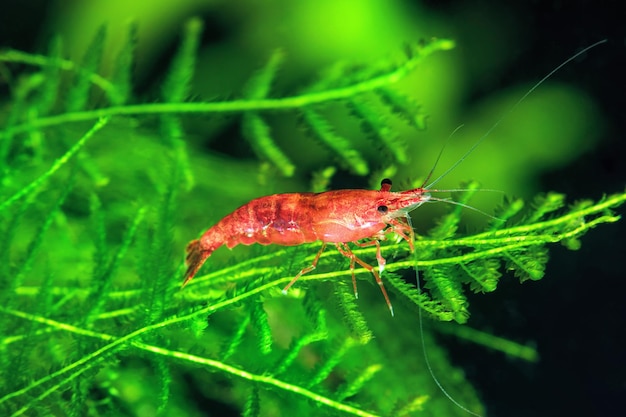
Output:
[488,196,524,231]
[243,49,285,99]
[525,192,566,223]
[333,280,372,345]
[34,36,63,115]
[347,98,407,164]
[242,112,296,176]
[301,108,369,175]
[376,87,428,130]
[423,265,469,324]
[251,301,273,355]
[65,26,106,112]
[109,21,137,105]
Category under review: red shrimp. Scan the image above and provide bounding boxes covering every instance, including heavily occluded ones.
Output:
[184,178,427,316]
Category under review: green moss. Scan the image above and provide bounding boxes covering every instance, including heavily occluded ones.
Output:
[0,21,621,417]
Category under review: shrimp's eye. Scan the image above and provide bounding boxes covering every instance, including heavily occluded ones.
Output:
[377,205,388,213]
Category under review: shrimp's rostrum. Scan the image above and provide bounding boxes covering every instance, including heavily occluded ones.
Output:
[184,179,430,315]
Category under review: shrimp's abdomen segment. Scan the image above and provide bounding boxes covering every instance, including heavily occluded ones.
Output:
[184,193,314,285]
[220,193,318,247]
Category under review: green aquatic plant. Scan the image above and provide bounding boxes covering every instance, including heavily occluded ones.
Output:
[0,19,623,417]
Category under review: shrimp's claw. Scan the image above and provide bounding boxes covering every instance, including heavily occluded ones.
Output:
[183,239,212,287]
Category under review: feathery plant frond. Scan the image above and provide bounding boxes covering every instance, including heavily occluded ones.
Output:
[240,48,295,177]
[301,107,369,175]
[243,112,295,177]
[347,98,407,164]
[1,27,454,177]
[333,280,373,345]
[376,87,428,130]
[0,18,622,417]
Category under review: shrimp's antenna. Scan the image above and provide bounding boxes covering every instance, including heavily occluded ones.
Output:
[425,196,502,221]
[425,38,608,190]
[420,124,465,188]
[405,213,483,417]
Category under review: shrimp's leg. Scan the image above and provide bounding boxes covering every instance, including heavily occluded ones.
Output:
[387,217,415,251]
[353,239,386,272]
[335,242,394,317]
[344,255,358,299]
[346,239,387,298]
[282,243,327,294]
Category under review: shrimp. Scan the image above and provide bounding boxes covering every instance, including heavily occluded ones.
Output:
[184,178,427,316]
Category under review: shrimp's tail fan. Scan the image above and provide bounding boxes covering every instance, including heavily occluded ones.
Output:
[183,239,214,286]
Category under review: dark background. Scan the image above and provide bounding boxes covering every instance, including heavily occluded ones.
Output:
[420,1,626,417]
